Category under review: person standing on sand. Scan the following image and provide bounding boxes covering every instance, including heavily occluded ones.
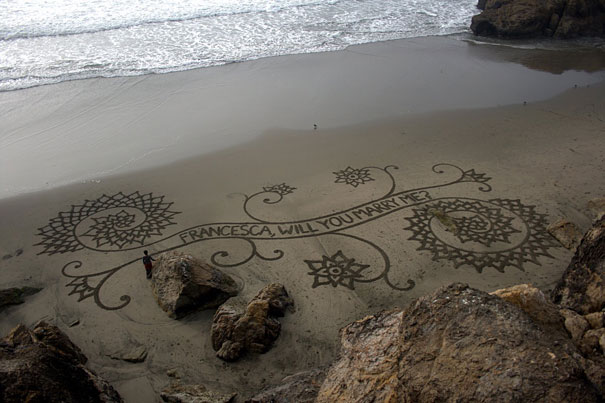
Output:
[142,250,155,279]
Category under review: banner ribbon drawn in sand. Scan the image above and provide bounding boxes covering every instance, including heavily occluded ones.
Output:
[36,163,560,310]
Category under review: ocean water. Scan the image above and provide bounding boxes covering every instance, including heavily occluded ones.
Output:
[0,0,478,91]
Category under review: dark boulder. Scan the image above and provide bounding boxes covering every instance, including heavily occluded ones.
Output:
[0,321,122,402]
[0,286,42,311]
[471,0,605,38]
[151,251,238,319]
[211,283,294,361]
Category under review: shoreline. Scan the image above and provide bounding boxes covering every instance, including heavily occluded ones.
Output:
[1,35,604,200]
[1,31,603,95]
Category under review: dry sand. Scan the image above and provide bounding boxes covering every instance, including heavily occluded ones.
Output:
[1,36,605,401]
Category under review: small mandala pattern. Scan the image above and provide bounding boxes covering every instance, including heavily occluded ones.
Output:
[262,183,296,196]
[304,250,370,290]
[334,167,374,188]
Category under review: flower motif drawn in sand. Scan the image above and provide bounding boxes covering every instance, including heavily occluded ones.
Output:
[334,167,374,188]
[36,191,180,254]
[262,183,296,196]
[305,250,370,290]
[405,198,558,273]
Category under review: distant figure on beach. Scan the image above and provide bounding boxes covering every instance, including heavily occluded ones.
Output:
[142,250,155,279]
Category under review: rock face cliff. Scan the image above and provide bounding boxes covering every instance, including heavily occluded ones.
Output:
[316,283,599,402]
[471,0,605,38]
[249,217,605,402]
[0,321,122,403]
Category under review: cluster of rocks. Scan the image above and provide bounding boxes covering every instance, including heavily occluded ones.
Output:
[0,251,294,402]
[150,251,295,362]
[0,321,122,402]
[3,212,604,402]
[249,215,605,402]
[471,0,605,38]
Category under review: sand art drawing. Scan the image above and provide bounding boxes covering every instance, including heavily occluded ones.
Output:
[35,163,560,310]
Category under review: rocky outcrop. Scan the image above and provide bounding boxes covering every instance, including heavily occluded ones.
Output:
[315,283,599,402]
[151,251,238,319]
[471,0,605,39]
[211,283,294,361]
[316,310,403,401]
[0,286,42,311]
[552,216,605,314]
[160,382,235,403]
[0,321,122,402]
[490,283,565,332]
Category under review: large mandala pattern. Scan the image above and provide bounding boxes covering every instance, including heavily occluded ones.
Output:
[405,198,559,273]
[36,191,180,255]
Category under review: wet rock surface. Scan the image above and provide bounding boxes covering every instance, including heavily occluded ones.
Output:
[0,321,122,403]
[211,283,294,361]
[151,251,238,319]
[552,216,605,314]
[471,0,605,39]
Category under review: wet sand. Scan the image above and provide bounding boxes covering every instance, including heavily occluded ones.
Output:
[1,36,605,401]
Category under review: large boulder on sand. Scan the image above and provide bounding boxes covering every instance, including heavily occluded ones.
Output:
[552,216,605,315]
[151,251,238,318]
[470,0,605,39]
[315,283,600,402]
[211,283,294,361]
[0,321,122,402]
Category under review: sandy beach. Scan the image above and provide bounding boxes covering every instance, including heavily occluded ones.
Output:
[1,36,605,401]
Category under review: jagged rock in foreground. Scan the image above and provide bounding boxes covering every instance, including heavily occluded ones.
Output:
[151,251,238,319]
[0,286,42,311]
[552,216,605,315]
[490,283,565,331]
[0,321,122,403]
[314,283,600,402]
[160,382,235,403]
[211,283,294,361]
[471,0,605,39]
[246,368,327,403]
